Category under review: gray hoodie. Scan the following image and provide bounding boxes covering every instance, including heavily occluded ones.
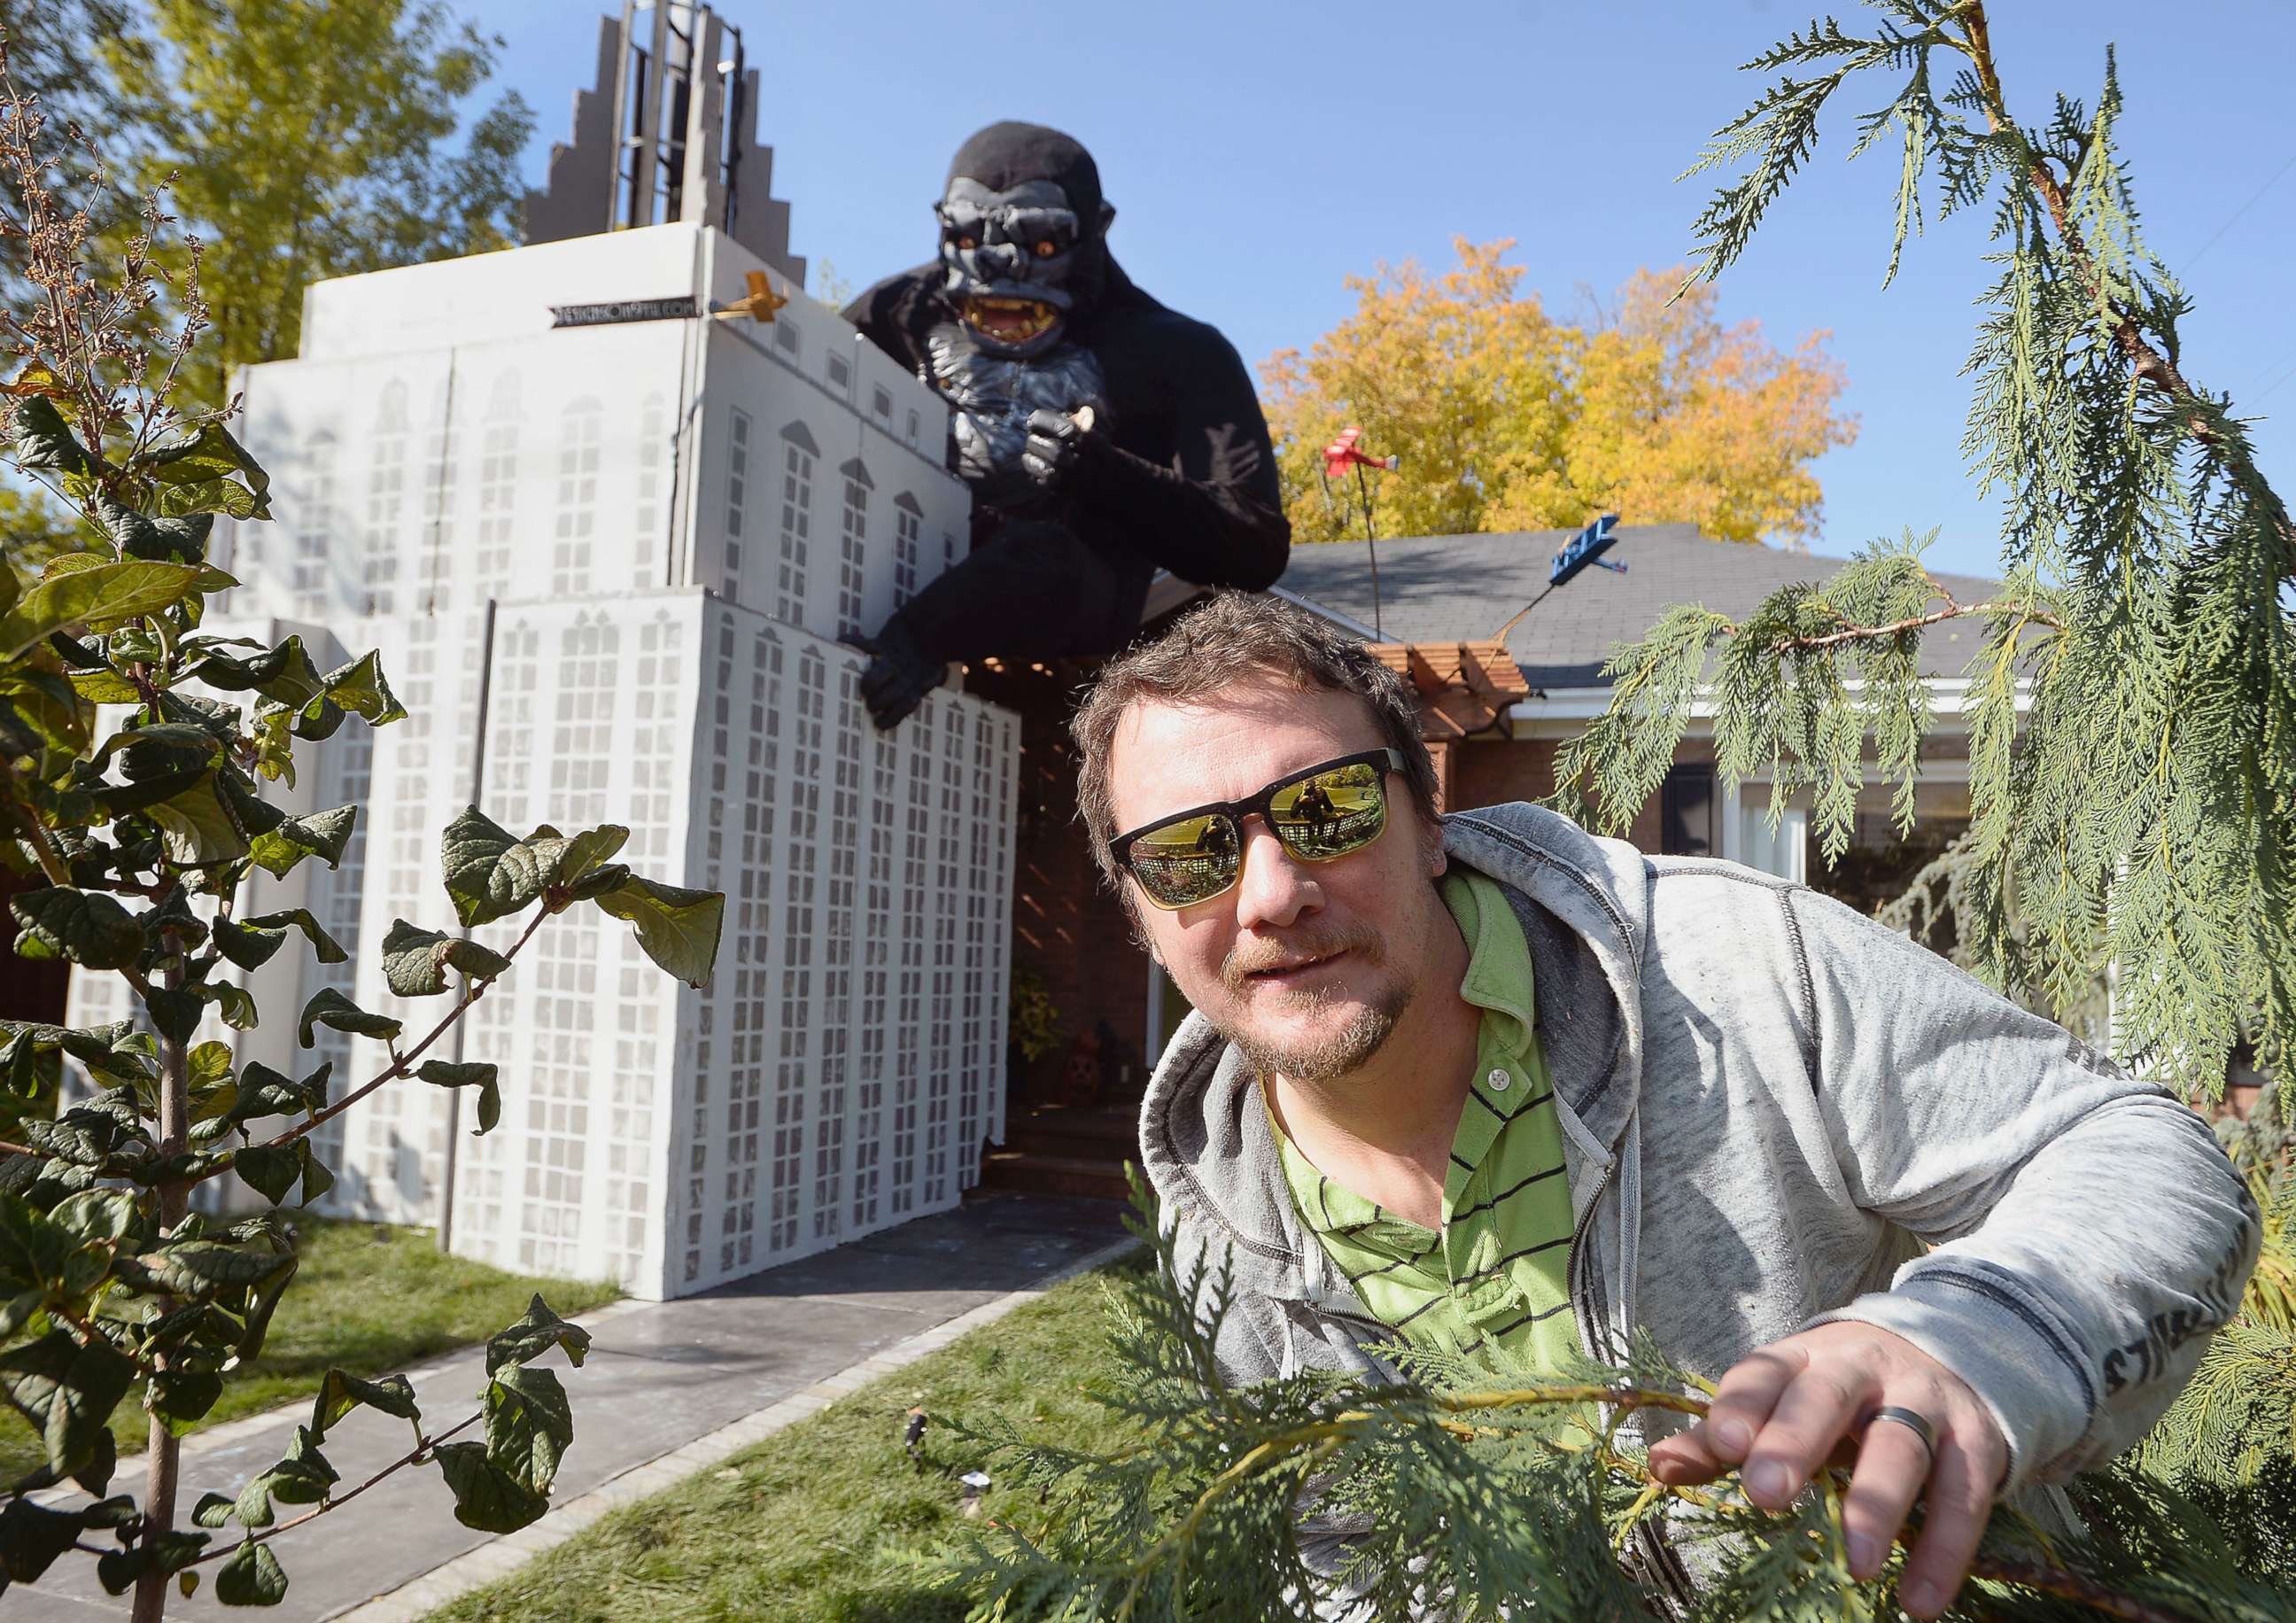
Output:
[1137,802,2259,1503]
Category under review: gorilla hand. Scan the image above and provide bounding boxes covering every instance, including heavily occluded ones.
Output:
[1021,406,1092,488]
[858,616,945,734]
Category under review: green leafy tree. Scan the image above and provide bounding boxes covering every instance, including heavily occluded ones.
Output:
[0,67,722,1619]
[98,0,533,407]
[945,4,2294,1615]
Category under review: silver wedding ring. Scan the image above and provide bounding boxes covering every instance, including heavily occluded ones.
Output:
[1866,1405,1938,1460]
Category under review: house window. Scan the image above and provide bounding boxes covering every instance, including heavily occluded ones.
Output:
[775,319,799,355]
[1660,762,1715,858]
[826,352,849,391]
[871,384,893,419]
[905,408,920,446]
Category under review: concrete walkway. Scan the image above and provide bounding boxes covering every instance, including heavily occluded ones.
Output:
[19,1193,1135,1623]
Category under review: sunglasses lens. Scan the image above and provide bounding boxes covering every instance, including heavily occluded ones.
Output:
[1128,813,1244,908]
[1268,761,1386,860]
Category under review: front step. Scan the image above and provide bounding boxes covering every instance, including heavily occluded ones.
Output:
[1000,1104,1138,1162]
[976,1149,1132,1202]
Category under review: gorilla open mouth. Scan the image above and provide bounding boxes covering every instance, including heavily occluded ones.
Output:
[962,295,1060,346]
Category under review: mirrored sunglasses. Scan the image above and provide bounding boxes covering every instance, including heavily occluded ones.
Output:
[1109,748,1406,911]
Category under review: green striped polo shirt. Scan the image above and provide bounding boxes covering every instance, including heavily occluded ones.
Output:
[1268,867,1578,1371]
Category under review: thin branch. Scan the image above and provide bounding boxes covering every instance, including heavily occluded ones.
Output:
[253,903,550,1153]
[187,1409,484,1568]
[1790,597,2060,651]
[1951,0,2293,548]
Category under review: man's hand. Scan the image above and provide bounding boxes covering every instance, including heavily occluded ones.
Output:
[1645,1321,2006,1619]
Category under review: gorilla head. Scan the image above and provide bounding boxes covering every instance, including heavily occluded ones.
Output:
[934,120,1116,358]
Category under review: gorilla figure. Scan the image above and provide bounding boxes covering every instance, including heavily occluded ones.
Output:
[844,120,1290,729]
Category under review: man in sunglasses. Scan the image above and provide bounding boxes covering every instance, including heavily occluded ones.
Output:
[1074,592,2255,1617]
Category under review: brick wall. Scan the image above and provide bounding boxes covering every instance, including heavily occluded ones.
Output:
[1451,734,1666,850]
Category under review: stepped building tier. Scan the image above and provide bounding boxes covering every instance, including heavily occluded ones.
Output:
[67,221,1020,1299]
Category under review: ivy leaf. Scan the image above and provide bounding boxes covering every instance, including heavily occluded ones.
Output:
[591,874,726,988]
[93,720,225,770]
[381,919,513,997]
[150,1366,224,1434]
[145,769,252,866]
[232,1060,330,1122]
[200,981,260,1030]
[246,803,358,878]
[188,1039,235,1095]
[142,986,205,1046]
[8,887,144,970]
[520,822,630,890]
[433,1440,549,1534]
[416,1060,500,1132]
[485,1293,591,1375]
[296,987,402,1048]
[0,1495,89,1583]
[0,1190,72,1292]
[309,1368,419,1444]
[228,1427,335,1529]
[190,1491,235,1529]
[438,806,525,927]
[213,1535,288,1604]
[318,648,407,726]
[95,492,213,564]
[233,1144,300,1206]
[134,419,272,521]
[190,633,324,706]
[8,396,93,485]
[120,1238,297,1299]
[0,1328,136,1479]
[485,1363,573,1494]
[216,908,348,970]
[0,559,206,661]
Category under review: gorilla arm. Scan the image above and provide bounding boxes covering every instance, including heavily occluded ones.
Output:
[1059,323,1291,591]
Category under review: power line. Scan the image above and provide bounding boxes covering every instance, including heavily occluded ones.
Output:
[2179,149,2296,275]
[2253,348,2296,408]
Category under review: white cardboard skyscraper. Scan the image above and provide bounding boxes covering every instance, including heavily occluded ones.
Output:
[66,5,1019,1299]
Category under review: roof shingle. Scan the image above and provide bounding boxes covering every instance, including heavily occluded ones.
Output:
[1272,524,2003,687]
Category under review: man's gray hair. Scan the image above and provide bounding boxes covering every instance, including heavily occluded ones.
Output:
[1070,591,1439,889]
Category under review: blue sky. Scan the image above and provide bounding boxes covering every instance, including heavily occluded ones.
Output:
[477,0,2293,582]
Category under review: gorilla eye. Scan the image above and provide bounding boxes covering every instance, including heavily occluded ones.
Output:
[1031,239,1057,259]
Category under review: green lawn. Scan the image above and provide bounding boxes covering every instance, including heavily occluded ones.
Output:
[425,1251,1148,1623]
[1,1217,620,1483]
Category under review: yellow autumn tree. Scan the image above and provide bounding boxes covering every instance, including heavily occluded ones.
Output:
[1260,239,1856,546]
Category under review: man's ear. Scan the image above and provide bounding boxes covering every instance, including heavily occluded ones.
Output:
[1098,200,1117,236]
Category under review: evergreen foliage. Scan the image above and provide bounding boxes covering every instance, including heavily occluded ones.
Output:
[1554,0,2294,1117]
[1537,0,2296,1572]
[934,1190,2296,1621]
[0,57,722,1619]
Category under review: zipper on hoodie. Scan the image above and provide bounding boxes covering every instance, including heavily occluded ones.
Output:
[1567,1149,1699,1611]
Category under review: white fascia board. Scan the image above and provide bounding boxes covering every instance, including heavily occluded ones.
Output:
[1507,675,2034,734]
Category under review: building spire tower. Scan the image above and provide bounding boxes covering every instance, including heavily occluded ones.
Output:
[525,5,805,286]
[70,17,1019,1301]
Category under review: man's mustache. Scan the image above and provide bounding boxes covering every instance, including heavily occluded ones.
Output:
[1220,923,1386,993]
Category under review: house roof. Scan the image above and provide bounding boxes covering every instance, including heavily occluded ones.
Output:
[1268,523,2005,688]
